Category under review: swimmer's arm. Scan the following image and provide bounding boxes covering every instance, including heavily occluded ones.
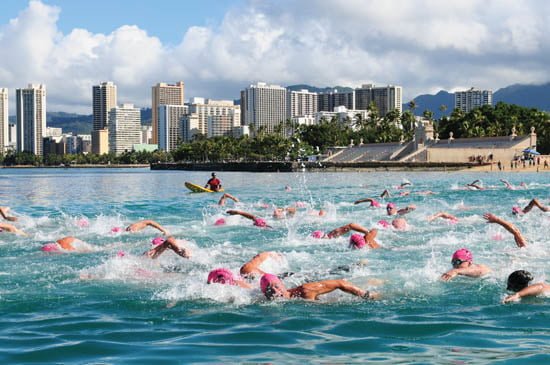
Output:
[483,213,526,248]
[144,242,169,259]
[354,198,372,205]
[441,269,459,281]
[226,210,255,221]
[143,220,169,235]
[397,205,416,215]
[503,283,546,303]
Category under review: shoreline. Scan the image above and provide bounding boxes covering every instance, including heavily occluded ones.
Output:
[1,164,150,169]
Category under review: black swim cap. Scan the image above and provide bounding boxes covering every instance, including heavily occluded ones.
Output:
[212,172,216,176]
[506,270,533,292]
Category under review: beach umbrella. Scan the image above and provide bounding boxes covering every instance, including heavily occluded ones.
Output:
[522,148,540,155]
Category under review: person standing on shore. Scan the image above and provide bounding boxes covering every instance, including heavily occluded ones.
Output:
[205,172,222,192]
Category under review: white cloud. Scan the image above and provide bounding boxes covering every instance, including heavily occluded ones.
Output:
[1,0,550,114]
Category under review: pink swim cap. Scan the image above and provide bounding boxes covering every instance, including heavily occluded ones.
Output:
[311,230,325,239]
[512,206,522,215]
[117,251,126,257]
[452,248,473,262]
[207,268,236,285]
[253,218,267,227]
[77,218,89,228]
[151,237,166,246]
[371,199,381,208]
[386,203,396,209]
[111,227,122,233]
[377,220,391,228]
[41,243,60,252]
[295,201,307,208]
[214,218,226,226]
[260,273,281,294]
[349,233,366,249]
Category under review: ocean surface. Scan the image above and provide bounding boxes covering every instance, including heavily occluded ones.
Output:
[0,168,549,364]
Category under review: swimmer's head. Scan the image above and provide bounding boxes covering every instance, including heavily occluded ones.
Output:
[377,220,391,228]
[77,218,89,228]
[295,201,307,208]
[451,248,472,267]
[214,218,226,226]
[260,273,286,300]
[151,237,166,246]
[211,172,216,177]
[253,218,267,227]
[507,270,533,292]
[207,268,235,285]
[512,206,522,215]
[311,230,325,239]
[117,251,126,257]
[386,203,396,215]
[111,227,122,233]
[349,233,366,249]
[41,243,60,252]
[370,199,381,208]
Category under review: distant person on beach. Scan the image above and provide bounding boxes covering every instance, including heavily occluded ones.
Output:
[311,223,380,249]
[205,172,222,191]
[440,248,490,281]
[0,206,18,222]
[41,236,93,252]
[483,213,527,248]
[466,179,485,190]
[226,210,271,228]
[218,193,239,206]
[503,270,550,303]
[125,220,169,235]
[0,222,27,236]
[144,236,192,259]
[512,198,549,215]
[260,273,379,301]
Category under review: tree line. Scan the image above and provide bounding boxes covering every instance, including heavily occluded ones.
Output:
[1,102,548,166]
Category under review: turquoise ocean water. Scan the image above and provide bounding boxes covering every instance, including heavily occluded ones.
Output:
[0,168,549,363]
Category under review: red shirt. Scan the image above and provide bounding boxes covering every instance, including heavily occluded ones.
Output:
[207,177,221,190]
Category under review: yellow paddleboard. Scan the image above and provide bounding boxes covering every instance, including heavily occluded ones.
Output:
[185,182,224,193]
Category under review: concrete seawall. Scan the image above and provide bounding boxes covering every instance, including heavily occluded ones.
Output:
[150,161,480,172]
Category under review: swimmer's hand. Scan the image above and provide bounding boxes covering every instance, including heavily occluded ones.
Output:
[441,270,458,281]
[483,213,498,223]
[503,293,520,303]
[362,290,380,300]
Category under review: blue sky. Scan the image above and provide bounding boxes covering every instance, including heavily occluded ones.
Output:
[1,0,549,113]
[1,0,241,45]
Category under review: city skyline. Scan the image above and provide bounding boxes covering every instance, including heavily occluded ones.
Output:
[0,1,549,114]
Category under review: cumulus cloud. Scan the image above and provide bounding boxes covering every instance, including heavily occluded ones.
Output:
[0,0,550,113]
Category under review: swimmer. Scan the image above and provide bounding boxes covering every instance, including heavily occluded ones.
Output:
[428,212,458,223]
[226,210,272,228]
[415,191,436,196]
[483,213,527,248]
[273,207,296,219]
[512,198,549,215]
[125,220,169,235]
[397,181,411,189]
[380,189,391,199]
[353,198,381,207]
[144,236,192,259]
[308,209,326,217]
[391,218,408,230]
[218,193,239,206]
[503,270,550,303]
[240,251,283,278]
[312,223,380,249]
[260,273,379,301]
[466,179,485,190]
[207,268,252,289]
[0,222,27,236]
[386,203,416,216]
[440,248,490,281]
[0,206,17,222]
[500,179,515,190]
[42,236,92,252]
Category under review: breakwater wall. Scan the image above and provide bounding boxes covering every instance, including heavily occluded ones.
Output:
[150,161,481,172]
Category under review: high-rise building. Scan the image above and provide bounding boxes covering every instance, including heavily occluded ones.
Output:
[454,87,492,113]
[240,82,287,134]
[287,89,318,118]
[92,81,117,131]
[151,81,185,144]
[181,113,200,142]
[92,81,117,154]
[108,104,141,155]
[0,88,7,152]
[140,126,153,145]
[207,109,241,138]
[91,130,109,155]
[158,104,188,152]
[16,84,46,155]
[186,97,240,139]
[318,90,355,112]
[354,84,402,116]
